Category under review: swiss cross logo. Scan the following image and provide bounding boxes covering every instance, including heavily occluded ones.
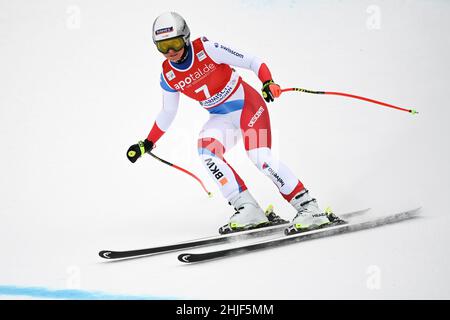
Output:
[166,70,176,81]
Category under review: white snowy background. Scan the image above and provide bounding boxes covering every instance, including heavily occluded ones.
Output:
[1,0,449,299]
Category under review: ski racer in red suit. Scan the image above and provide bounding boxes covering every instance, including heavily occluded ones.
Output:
[127,12,341,234]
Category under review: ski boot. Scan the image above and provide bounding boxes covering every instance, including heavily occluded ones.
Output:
[324,207,346,225]
[264,204,289,225]
[285,189,344,235]
[219,190,270,235]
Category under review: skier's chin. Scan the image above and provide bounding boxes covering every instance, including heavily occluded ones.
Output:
[165,49,184,62]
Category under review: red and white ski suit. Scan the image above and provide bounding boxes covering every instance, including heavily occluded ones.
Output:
[147,37,305,202]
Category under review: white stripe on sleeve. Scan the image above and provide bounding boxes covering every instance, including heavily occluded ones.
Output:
[202,39,263,75]
[155,89,180,132]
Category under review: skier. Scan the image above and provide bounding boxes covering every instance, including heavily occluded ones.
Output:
[127,12,341,234]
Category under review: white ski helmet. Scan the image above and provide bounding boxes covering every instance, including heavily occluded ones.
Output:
[152,12,190,45]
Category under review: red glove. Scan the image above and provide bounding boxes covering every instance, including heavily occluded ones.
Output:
[262,80,282,102]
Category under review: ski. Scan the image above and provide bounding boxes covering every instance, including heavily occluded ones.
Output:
[99,208,370,260]
[178,207,420,263]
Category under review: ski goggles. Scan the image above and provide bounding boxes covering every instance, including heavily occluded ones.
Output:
[156,37,185,54]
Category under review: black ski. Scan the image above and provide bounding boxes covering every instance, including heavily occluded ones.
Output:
[178,208,420,263]
[99,208,369,260]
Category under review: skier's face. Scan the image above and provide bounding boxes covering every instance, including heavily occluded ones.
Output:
[164,47,185,62]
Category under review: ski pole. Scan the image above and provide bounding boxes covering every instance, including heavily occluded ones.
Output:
[148,151,212,197]
[281,87,418,115]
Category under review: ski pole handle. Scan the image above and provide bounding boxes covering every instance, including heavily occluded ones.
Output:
[148,151,212,197]
[281,87,418,115]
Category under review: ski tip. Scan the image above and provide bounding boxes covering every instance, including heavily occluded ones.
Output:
[99,251,113,259]
[406,206,422,216]
[178,254,192,263]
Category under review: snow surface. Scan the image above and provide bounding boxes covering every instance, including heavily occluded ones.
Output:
[1,0,449,299]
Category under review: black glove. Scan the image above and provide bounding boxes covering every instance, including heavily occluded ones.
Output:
[262,80,275,103]
[127,139,154,163]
